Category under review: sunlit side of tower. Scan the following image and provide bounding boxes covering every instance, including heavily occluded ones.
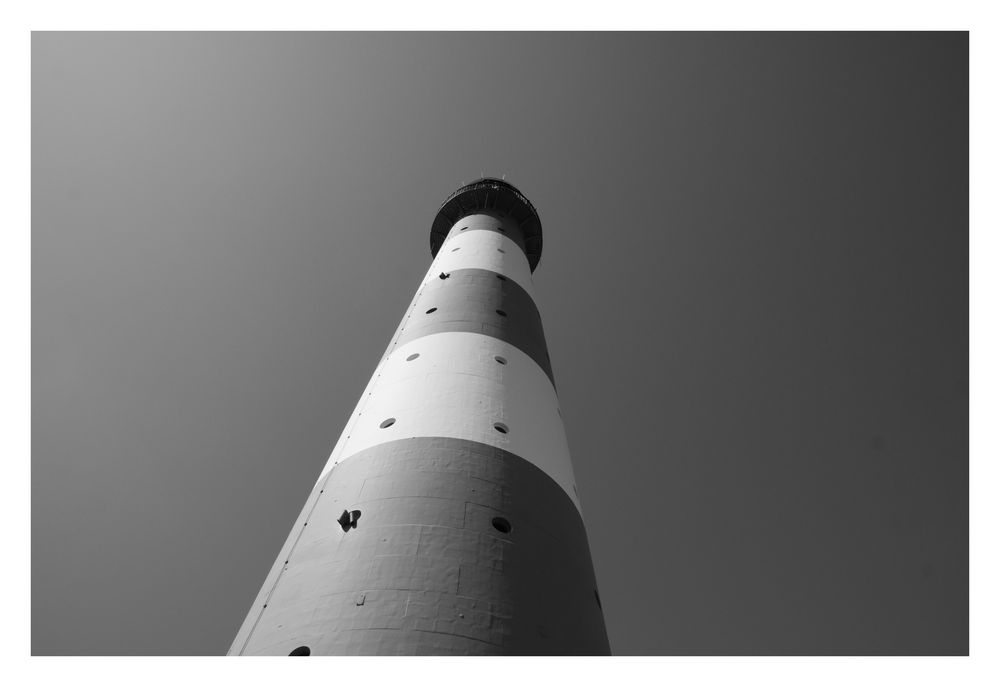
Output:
[229,178,610,655]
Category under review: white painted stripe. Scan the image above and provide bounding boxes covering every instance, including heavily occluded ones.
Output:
[318,331,580,512]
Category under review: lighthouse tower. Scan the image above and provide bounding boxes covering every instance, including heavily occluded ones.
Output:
[229,178,610,655]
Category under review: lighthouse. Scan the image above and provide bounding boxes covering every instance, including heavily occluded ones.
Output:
[229,178,611,655]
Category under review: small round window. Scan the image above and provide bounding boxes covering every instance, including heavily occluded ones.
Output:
[492,517,512,534]
[380,418,396,429]
[493,422,509,434]
[425,307,437,314]
[406,353,420,361]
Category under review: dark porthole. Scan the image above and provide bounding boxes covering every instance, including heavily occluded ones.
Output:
[425,307,437,314]
[406,353,420,361]
[460,226,468,231]
[380,418,396,429]
[494,355,507,365]
[491,517,512,534]
[497,248,506,254]
[289,646,311,656]
[496,274,507,281]
[451,247,461,252]
[493,422,509,434]
[496,309,507,317]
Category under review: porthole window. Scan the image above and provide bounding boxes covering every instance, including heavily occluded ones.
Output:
[496,309,507,317]
[406,353,420,361]
[496,275,507,281]
[380,418,396,429]
[494,355,507,365]
[491,517,512,534]
[289,646,311,656]
[493,422,509,434]
[425,307,437,314]
[460,226,468,231]
[497,248,505,254]
[451,247,461,252]
[497,227,506,233]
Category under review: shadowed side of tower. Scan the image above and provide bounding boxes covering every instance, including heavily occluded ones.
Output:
[229,179,610,655]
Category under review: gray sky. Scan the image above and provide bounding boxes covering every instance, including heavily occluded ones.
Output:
[32,32,967,655]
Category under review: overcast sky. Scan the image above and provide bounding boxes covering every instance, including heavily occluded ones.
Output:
[32,32,967,655]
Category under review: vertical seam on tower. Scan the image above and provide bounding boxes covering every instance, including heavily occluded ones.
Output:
[237,267,433,653]
[239,252,450,653]
[236,465,341,655]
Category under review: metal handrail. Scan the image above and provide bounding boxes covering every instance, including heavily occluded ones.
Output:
[439,178,540,219]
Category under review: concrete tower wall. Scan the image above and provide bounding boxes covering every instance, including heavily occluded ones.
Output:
[229,189,610,655]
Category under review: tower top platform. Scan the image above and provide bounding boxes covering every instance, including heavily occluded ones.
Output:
[430,178,543,272]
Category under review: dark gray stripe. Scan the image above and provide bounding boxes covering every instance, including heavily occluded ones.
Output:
[233,437,610,655]
[395,268,554,384]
